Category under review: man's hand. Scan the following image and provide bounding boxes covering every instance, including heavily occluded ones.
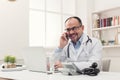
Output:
[58,32,69,48]
[54,61,63,69]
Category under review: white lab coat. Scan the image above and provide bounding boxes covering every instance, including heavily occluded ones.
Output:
[54,33,103,70]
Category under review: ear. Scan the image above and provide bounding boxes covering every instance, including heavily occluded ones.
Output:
[81,25,84,30]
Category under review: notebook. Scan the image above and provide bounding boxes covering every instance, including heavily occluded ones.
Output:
[22,47,47,73]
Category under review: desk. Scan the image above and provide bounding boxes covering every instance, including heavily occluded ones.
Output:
[0,70,120,80]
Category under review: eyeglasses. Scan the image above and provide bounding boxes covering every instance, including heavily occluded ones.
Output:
[65,26,81,32]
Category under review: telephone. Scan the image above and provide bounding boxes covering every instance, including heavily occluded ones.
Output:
[62,62,100,76]
[65,33,69,40]
[81,62,100,76]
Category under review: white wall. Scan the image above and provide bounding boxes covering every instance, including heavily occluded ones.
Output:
[76,0,94,36]
[76,0,88,34]
[0,0,29,59]
[94,0,120,11]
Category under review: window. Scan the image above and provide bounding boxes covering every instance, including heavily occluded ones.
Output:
[46,13,61,47]
[29,10,45,46]
[29,0,76,47]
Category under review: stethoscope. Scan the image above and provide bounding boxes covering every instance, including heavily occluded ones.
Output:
[67,35,92,58]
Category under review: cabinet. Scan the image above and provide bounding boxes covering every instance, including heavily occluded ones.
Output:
[91,7,120,48]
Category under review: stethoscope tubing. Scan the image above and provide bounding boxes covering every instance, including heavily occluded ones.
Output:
[67,35,92,58]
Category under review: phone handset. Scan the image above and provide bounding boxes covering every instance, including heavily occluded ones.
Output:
[65,33,69,40]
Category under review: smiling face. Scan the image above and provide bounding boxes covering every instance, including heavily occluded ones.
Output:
[65,18,84,43]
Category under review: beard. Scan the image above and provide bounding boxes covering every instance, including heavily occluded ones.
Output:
[69,33,80,43]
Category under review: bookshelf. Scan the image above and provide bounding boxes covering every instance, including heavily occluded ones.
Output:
[92,7,120,48]
[103,45,120,48]
[92,25,120,31]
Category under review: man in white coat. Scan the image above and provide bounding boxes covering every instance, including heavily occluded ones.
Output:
[54,16,103,71]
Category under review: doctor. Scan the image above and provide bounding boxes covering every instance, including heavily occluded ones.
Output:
[54,16,103,70]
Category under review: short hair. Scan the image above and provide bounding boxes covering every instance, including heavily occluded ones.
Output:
[65,16,82,25]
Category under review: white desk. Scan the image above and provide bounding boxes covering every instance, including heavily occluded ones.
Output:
[0,70,120,80]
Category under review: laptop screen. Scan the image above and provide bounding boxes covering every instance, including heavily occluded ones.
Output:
[22,47,47,73]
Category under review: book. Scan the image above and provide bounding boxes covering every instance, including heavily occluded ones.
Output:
[103,18,106,27]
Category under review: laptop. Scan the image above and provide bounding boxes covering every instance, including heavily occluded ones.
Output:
[22,47,47,73]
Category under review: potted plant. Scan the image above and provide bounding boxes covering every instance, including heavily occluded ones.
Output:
[4,55,11,68]
[9,56,16,68]
[101,40,106,45]
[3,55,16,68]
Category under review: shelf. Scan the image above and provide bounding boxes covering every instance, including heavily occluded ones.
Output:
[103,45,120,48]
[92,25,120,31]
[92,7,120,50]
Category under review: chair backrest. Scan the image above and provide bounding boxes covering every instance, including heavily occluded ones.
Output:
[101,59,111,72]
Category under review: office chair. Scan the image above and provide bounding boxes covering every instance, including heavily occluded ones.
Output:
[101,59,111,72]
